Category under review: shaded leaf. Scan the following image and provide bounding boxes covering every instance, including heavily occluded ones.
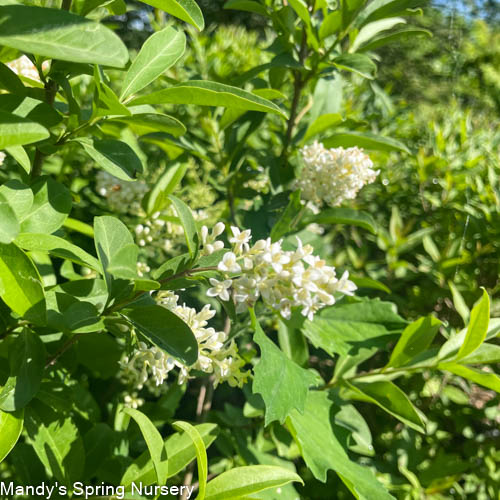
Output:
[0,409,23,464]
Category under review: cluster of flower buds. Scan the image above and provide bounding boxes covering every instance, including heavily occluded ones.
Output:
[203,226,356,320]
[120,291,249,397]
[298,141,379,207]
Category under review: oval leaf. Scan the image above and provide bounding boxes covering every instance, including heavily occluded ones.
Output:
[0,111,49,149]
[0,242,46,325]
[0,5,128,67]
[109,113,186,137]
[323,131,410,153]
[0,191,19,244]
[141,0,204,30]
[121,27,186,100]
[131,80,286,118]
[125,305,198,365]
[0,409,23,464]
[168,194,199,260]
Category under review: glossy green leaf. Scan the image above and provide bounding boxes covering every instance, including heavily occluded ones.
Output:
[358,28,432,52]
[77,138,143,182]
[460,343,500,365]
[63,217,94,238]
[0,329,45,411]
[0,409,23,464]
[168,194,199,260]
[303,298,406,358]
[144,163,187,215]
[251,309,317,425]
[287,391,394,498]
[125,305,198,365]
[303,113,344,142]
[5,145,30,173]
[0,181,33,225]
[319,11,342,39]
[0,5,128,67]
[20,177,72,235]
[323,130,410,153]
[356,0,424,27]
[124,408,168,486]
[456,289,490,360]
[121,423,218,486]
[300,207,377,234]
[350,17,406,52]
[15,233,101,272]
[288,0,311,25]
[439,363,500,393]
[0,191,19,244]
[121,27,186,100]
[205,465,303,500]
[0,243,45,325]
[141,0,204,30]
[333,53,377,79]
[25,400,85,486]
[94,216,138,291]
[223,0,268,16]
[350,276,391,294]
[132,81,286,118]
[173,421,207,499]
[385,315,441,369]
[110,113,186,137]
[346,379,426,432]
[0,61,25,95]
[0,111,49,149]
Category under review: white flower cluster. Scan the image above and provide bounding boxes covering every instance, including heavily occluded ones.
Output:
[298,141,379,207]
[203,225,356,320]
[136,261,151,277]
[95,171,148,215]
[120,291,248,395]
[7,55,43,82]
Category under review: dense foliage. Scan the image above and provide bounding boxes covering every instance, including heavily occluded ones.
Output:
[0,1,498,499]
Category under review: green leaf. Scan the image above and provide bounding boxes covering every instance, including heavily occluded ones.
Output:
[319,11,342,39]
[25,400,85,486]
[131,81,286,118]
[141,0,204,30]
[20,177,72,235]
[356,0,424,27]
[124,408,168,486]
[456,289,490,360]
[0,95,63,129]
[121,423,218,486]
[0,5,128,67]
[77,138,143,182]
[223,0,268,16]
[109,113,186,137]
[303,113,344,142]
[205,465,303,500]
[0,191,19,244]
[5,145,31,174]
[345,379,426,433]
[0,329,45,411]
[350,276,391,294]
[125,305,198,365]
[0,61,25,95]
[385,315,441,369]
[287,391,394,498]
[15,233,101,272]
[333,53,377,79]
[0,408,23,464]
[438,363,500,393]
[173,421,207,500]
[460,343,500,365]
[0,180,33,224]
[63,217,94,238]
[0,243,45,325]
[121,27,186,100]
[448,281,470,324]
[350,17,406,52]
[323,131,410,153]
[300,207,377,234]
[358,28,432,52]
[94,216,138,291]
[168,194,199,260]
[251,309,317,425]
[270,190,303,241]
[0,110,49,149]
[288,0,311,25]
[303,298,406,358]
[144,163,187,216]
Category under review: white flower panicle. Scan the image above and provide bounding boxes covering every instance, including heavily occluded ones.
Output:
[120,291,248,393]
[201,224,357,321]
[95,171,148,215]
[298,141,379,207]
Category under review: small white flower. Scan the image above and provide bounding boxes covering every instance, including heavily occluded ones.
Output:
[207,278,233,301]
[229,226,252,253]
[218,252,241,273]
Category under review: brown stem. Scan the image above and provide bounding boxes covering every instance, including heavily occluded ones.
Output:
[45,333,83,369]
